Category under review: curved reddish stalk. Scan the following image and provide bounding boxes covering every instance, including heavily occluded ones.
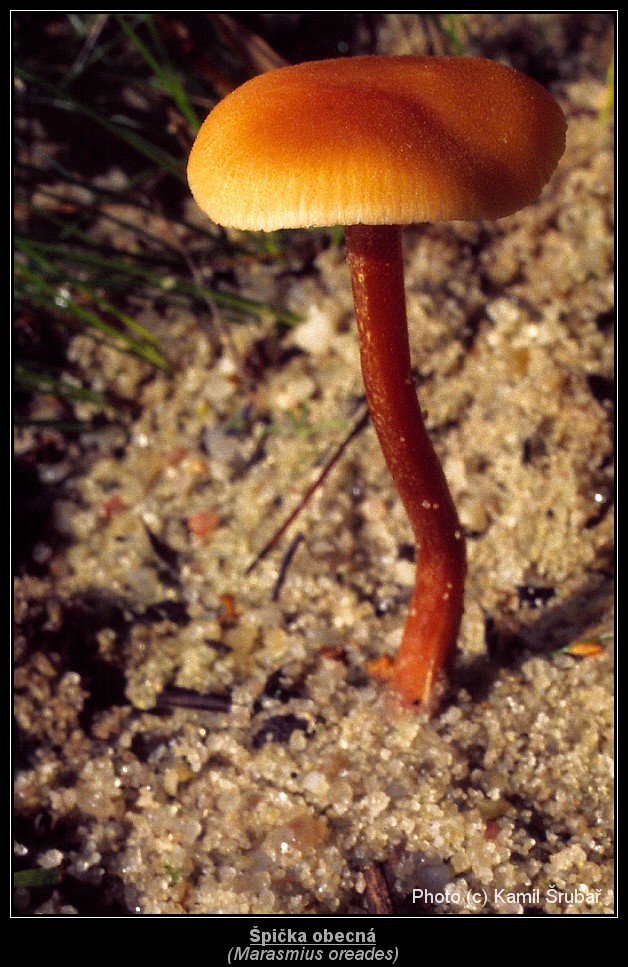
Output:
[344,223,466,708]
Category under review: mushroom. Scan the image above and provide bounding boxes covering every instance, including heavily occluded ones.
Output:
[187,55,566,708]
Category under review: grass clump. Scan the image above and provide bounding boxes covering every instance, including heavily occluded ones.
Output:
[13,13,299,434]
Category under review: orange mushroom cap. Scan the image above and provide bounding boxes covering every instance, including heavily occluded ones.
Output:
[187,55,566,231]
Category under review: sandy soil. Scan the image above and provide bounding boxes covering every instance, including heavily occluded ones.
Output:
[14,14,615,916]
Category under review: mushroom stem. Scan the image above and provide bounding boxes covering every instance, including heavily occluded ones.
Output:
[344,223,466,707]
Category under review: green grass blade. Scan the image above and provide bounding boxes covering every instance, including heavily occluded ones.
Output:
[16,65,185,181]
[14,868,63,889]
[443,14,467,56]
[117,14,200,131]
[16,236,301,328]
[15,364,109,405]
[15,259,168,368]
